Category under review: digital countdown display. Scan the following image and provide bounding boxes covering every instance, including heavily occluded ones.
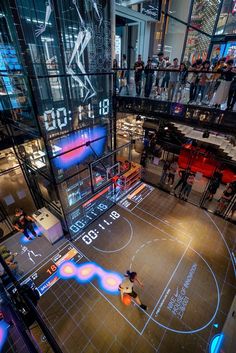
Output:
[81,210,120,245]
[68,187,114,237]
[42,98,110,137]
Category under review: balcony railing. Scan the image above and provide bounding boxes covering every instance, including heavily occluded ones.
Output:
[113,67,236,133]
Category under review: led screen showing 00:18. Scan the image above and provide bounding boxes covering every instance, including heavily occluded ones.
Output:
[52,125,107,170]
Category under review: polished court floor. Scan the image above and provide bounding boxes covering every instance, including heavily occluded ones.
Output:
[7,184,236,353]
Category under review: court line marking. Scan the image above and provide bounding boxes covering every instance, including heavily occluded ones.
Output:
[74,207,220,335]
[118,183,154,210]
[148,246,220,334]
[205,212,236,277]
[134,206,190,239]
[92,217,133,253]
[75,237,220,335]
[70,244,144,335]
[118,204,192,245]
[130,187,154,211]
[140,238,191,335]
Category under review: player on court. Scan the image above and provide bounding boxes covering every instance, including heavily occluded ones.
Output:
[119,271,147,311]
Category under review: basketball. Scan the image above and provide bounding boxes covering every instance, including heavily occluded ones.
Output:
[122,294,131,306]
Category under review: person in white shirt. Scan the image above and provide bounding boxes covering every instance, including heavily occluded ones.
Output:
[119,270,147,310]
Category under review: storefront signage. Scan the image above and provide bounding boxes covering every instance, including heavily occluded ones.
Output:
[141,0,162,21]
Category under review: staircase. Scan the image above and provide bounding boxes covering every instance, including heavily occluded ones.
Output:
[172,123,236,162]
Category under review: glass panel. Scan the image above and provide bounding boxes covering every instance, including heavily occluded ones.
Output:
[190,0,221,35]
[216,0,236,34]
[0,166,36,220]
[168,0,191,22]
[50,125,109,182]
[0,147,18,170]
[57,169,91,211]
[14,0,112,140]
[36,74,112,140]
[66,189,115,238]
[184,29,211,64]
[163,17,187,60]
[11,128,51,177]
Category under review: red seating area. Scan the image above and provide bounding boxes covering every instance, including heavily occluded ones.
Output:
[178,146,236,184]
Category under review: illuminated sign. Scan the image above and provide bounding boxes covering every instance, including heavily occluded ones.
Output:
[0,321,9,351]
[81,210,120,245]
[141,0,162,20]
[209,333,224,353]
[69,198,114,235]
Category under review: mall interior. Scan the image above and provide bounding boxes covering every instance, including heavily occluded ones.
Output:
[0,0,235,352]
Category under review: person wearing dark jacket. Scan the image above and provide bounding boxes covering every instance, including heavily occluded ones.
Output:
[173,168,190,196]
[144,59,154,97]
[134,55,144,96]
[227,76,236,110]
[174,63,188,102]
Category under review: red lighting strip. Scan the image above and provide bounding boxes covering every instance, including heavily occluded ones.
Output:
[82,187,110,208]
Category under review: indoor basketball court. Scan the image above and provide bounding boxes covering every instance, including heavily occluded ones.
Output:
[12,183,236,353]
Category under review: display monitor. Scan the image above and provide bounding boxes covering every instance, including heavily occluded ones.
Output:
[52,125,107,170]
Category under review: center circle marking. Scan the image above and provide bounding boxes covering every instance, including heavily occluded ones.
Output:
[130,238,220,334]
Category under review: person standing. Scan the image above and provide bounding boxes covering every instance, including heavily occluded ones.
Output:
[215,185,235,214]
[188,59,202,103]
[173,168,190,196]
[211,59,235,108]
[119,54,129,95]
[161,61,171,97]
[119,270,147,311]
[194,60,211,103]
[227,76,236,110]
[12,208,38,240]
[134,55,144,96]
[207,58,227,103]
[167,58,179,101]
[160,160,170,184]
[174,63,188,102]
[179,173,195,201]
[167,158,179,186]
[205,169,223,202]
[113,58,119,94]
[144,58,154,97]
[155,52,166,96]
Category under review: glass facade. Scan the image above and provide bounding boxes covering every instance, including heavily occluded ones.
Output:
[164,17,187,60]
[190,0,221,35]
[216,0,236,34]
[0,0,114,237]
[184,29,211,63]
[153,0,232,62]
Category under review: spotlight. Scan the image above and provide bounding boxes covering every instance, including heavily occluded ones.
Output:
[164,126,168,130]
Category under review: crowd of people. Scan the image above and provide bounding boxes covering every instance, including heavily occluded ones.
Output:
[113,52,236,110]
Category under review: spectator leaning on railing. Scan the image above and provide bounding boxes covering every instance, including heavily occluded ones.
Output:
[134,54,145,97]
[174,62,188,103]
[211,59,235,108]
[167,58,179,101]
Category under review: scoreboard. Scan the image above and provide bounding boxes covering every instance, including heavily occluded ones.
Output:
[10,243,83,297]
